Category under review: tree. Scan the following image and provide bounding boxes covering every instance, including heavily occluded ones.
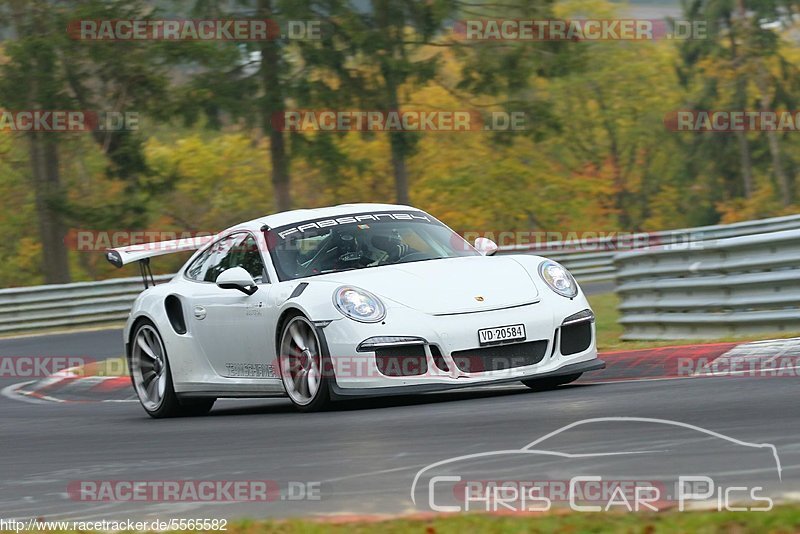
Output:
[334,0,459,204]
[0,0,171,283]
[177,0,350,212]
[1,0,73,283]
[677,0,800,206]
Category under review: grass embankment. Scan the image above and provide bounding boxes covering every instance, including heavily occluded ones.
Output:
[56,505,800,533]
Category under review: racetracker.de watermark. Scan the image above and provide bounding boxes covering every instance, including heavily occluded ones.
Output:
[0,357,92,378]
[264,355,567,380]
[271,110,527,132]
[67,230,218,252]
[0,110,138,132]
[1,519,228,533]
[678,355,800,378]
[665,110,800,131]
[67,480,321,502]
[68,19,321,41]
[455,19,707,41]
[69,228,707,255]
[454,230,705,253]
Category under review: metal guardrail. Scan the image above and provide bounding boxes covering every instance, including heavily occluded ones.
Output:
[614,229,800,340]
[497,214,800,283]
[0,274,173,334]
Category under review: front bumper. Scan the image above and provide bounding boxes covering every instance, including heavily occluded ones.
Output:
[320,292,601,396]
[329,358,605,398]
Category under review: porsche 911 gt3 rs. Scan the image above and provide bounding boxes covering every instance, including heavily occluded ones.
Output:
[107,203,604,416]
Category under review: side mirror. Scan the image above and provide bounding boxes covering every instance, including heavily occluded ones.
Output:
[216,267,258,295]
[474,237,499,256]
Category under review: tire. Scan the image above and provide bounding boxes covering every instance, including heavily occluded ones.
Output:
[278,314,331,412]
[521,373,582,391]
[130,319,215,418]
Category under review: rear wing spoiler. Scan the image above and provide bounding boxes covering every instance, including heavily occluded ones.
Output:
[105,236,215,268]
[105,235,217,288]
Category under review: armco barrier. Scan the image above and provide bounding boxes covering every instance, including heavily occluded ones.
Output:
[497,213,800,283]
[614,229,800,340]
[0,275,172,334]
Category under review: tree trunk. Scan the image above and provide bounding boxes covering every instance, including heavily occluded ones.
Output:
[384,71,410,204]
[9,0,70,283]
[373,0,411,205]
[733,74,753,198]
[258,0,291,212]
[269,127,291,212]
[28,132,70,284]
[756,63,792,205]
[765,128,791,205]
[389,132,410,205]
[594,87,629,228]
[731,4,754,199]
[735,129,754,198]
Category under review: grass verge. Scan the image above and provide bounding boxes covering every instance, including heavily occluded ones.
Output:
[56,505,800,533]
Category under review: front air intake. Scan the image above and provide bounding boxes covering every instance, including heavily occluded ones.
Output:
[375,345,428,377]
[560,322,592,355]
[451,340,548,373]
[430,345,449,372]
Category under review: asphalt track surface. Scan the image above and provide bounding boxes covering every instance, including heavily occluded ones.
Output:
[1,281,798,521]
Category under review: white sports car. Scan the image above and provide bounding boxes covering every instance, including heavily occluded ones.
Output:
[107,204,603,417]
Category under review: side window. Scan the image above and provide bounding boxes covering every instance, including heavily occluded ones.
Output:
[185,235,237,283]
[227,234,268,283]
[202,235,240,283]
[185,245,216,281]
[185,233,268,284]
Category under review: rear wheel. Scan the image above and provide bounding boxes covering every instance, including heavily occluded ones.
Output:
[521,373,582,391]
[278,315,331,412]
[130,320,215,418]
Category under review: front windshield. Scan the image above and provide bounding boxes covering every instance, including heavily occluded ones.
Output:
[267,211,479,281]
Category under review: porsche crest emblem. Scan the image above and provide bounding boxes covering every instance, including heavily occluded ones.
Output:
[474,296,485,302]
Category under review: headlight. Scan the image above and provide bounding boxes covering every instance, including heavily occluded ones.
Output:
[538,260,578,298]
[333,286,386,323]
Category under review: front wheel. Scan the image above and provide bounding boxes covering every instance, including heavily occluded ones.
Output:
[130,320,215,418]
[521,373,582,391]
[278,315,332,412]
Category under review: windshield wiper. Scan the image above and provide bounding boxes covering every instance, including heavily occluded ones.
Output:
[316,266,365,275]
[394,256,446,265]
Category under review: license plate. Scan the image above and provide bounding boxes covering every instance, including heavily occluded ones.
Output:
[478,324,526,346]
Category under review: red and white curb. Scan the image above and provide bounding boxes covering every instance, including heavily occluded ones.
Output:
[691,337,800,377]
[2,365,134,404]
[3,337,799,404]
[584,336,800,385]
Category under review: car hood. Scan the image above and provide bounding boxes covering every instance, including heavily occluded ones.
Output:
[316,256,540,315]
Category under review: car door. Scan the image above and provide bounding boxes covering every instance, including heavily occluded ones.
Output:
[185,232,278,380]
